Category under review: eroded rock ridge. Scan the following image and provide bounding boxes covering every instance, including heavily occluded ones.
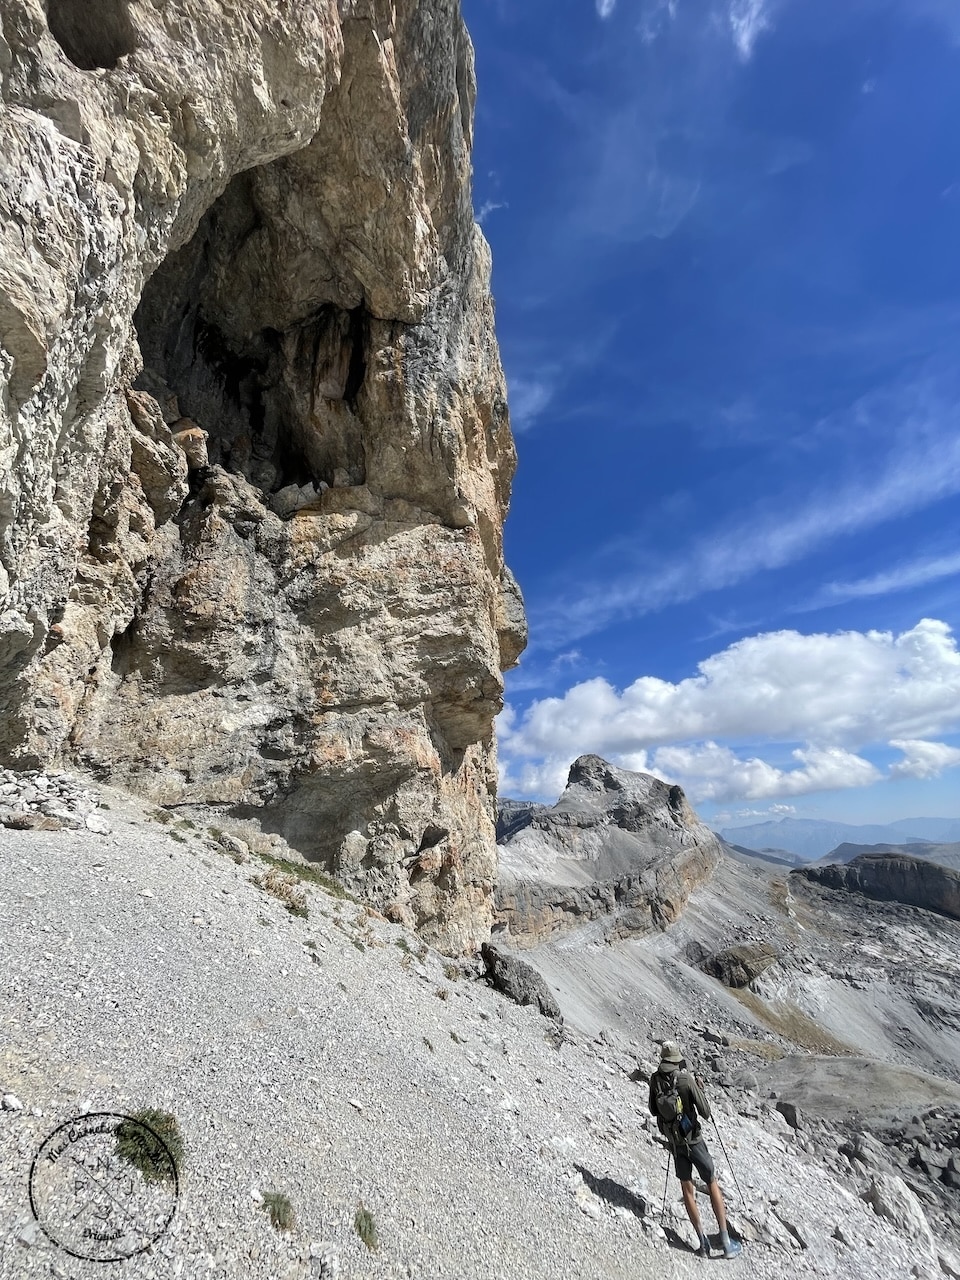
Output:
[495,755,721,946]
[796,853,960,923]
[0,0,524,951]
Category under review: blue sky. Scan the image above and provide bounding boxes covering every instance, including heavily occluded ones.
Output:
[463,0,960,825]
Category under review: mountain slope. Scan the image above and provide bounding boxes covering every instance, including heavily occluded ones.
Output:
[0,770,944,1279]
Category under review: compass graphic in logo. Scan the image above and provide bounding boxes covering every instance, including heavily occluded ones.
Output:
[29,1112,179,1262]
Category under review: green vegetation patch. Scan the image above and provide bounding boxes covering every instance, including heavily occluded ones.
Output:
[115,1108,183,1184]
[256,850,354,901]
[262,1190,296,1232]
[251,866,309,918]
[354,1202,379,1251]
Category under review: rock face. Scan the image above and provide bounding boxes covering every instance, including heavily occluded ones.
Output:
[701,941,779,988]
[479,942,562,1021]
[0,0,524,951]
[495,755,721,947]
[824,840,960,872]
[796,854,960,923]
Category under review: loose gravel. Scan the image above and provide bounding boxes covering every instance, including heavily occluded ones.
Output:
[0,774,946,1279]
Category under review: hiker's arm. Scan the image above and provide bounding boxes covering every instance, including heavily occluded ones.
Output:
[647,1077,657,1117]
[690,1077,712,1121]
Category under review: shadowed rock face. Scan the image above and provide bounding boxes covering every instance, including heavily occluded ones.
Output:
[495,755,721,947]
[796,855,960,923]
[0,0,524,952]
[701,941,780,988]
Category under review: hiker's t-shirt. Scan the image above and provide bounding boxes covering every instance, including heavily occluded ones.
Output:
[648,1066,710,1146]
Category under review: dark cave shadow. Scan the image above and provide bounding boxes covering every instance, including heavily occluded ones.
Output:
[574,1164,647,1219]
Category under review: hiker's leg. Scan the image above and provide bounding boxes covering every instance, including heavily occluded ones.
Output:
[708,1178,728,1234]
[681,1179,703,1235]
[710,1178,742,1258]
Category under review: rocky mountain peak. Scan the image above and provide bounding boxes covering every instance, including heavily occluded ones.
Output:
[495,756,720,946]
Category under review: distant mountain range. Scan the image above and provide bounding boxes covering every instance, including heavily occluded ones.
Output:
[716,816,960,862]
[817,841,960,872]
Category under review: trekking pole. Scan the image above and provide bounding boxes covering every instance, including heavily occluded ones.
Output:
[711,1116,747,1207]
[660,1150,671,1221]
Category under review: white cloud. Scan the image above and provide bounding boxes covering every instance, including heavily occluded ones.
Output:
[508,619,960,757]
[497,753,573,800]
[596,0,617,16]
[651,742,880,802]
[499,619,960,802]
[477,199,507,225]
[817,551,960,605]
[507,376,554,431]
[533,404,960,647]
[889,739,960,780]
[639,0,680,44]
[728,0,772,60]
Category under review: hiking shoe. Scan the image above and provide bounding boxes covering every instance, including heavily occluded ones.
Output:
[696,1238,711,1258]
[722,1238,742,1259]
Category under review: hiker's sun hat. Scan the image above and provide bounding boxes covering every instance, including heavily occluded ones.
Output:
[659,1040,683,1065]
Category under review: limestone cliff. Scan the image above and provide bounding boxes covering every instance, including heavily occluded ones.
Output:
[796,854,960,923]
[0,0,525,952]
[495,755,721,947]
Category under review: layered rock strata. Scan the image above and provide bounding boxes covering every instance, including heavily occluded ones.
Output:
[495,755,721,947]
[796,854,960,923]
[0,0,524,951]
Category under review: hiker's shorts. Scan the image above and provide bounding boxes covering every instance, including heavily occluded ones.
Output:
[673,1139,715,1184]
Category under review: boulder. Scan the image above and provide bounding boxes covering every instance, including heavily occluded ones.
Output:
[702,942,779,988]
[861,1173,934,1250]
[480,943,562,1021]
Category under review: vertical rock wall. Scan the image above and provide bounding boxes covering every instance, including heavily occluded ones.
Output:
[0,0,525,951]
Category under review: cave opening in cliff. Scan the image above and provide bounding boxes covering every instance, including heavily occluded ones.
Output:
[133,168,370,499]
[45,0,137,71]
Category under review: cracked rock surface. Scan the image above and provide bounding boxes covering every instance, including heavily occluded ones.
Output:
[0,0,524,952]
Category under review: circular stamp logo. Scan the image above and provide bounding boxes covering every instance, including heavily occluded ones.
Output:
[29,1112,179,1262]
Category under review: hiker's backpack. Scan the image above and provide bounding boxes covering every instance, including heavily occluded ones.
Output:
[653,1070,695,1146]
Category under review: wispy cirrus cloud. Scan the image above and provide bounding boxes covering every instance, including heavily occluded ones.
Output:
[507,375,556,432]
[477,199,507,225]
[596,0,617,17]
[529,386,960,649]
[816,550,960,606]
[728,0,773,60]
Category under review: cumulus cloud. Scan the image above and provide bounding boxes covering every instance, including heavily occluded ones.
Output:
[650,742,880,802]
[889,739,960,780]
[499,618,960,802]
[505,619,960,758]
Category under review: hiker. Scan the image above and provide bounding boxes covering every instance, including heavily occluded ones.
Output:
[648,1040,741,1259]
